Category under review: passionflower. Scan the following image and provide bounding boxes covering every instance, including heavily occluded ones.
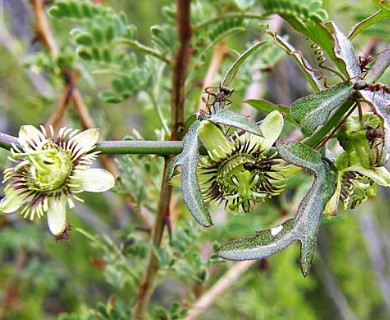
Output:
[0,125,115,237]
[197,111,287,212]
[325,113,390,215]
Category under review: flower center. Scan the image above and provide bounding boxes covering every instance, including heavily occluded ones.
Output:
[26,148,73,192]
[217,154,259,198]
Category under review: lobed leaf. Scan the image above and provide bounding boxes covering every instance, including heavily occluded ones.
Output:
[217,141,336,276]
[326,22,360,79]
[208,109,263,137]
[290,82,354,136]
[168,121,213,227]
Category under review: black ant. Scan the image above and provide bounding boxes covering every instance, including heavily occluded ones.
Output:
[55,223,72,241]
[243,161,272,172]
[202,83,235,113]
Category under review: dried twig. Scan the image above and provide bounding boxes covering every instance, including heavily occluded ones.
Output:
[185,261,255,320]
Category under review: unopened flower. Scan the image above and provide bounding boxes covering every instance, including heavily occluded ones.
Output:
[197,111,287,212]
[0,125,115,237]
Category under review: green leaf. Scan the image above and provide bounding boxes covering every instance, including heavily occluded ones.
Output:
[168,121,213,227]
[261,0,328,23]
[221,42,266,86]
[244,99,297,127]
[326,22,360,79]
[349,9,390,40]
[217,141,336,276]
[205,18,247,53]
[208,109,263,137]
[290,82,354,136]
[280,19,352,79]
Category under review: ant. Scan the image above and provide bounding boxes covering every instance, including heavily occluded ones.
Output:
[357,48,390,77]
[353,80,390,95]
[202,83,235,113]
[365,125,385,166]
[55,223,72,241]
[243,161,272,172]
[365,125,384,149]
[357,54,373,76]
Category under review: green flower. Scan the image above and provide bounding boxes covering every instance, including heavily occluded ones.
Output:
[0,125,115,237]
[197,111,287,212]
[325,113,390,214]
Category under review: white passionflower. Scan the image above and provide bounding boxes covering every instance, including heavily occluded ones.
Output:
[0,125,115,238]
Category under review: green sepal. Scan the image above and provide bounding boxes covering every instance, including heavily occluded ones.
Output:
[348,9,390,40]
[290,82,354,137]
[244,99,297,127]
[168,121,212,227]
[208,109,263,137]
[217,141,336,276]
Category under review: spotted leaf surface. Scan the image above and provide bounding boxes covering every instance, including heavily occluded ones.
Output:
[168,121,212,227]
[290,82,354,136]
[217,141,336,276]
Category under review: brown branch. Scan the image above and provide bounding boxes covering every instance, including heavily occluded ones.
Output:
[131,1,192,318]
[44,71,75,131]
[131,160,173,319]
[170,0,192,140]
[30,0,59,55]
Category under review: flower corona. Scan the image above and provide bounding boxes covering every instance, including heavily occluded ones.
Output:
[0,125,115,237]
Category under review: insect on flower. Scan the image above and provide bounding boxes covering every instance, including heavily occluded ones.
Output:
[202,83,236,114]
[197,111,287,212]
[0,125,115,238]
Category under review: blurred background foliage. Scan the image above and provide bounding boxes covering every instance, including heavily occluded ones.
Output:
[0,0,389,319]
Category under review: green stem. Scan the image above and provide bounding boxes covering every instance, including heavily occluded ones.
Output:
[0,135,184,155]
[116,38,171,65]
[95,141,183,155]
[0,133,19,151]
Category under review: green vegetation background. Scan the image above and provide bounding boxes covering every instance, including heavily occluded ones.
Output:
[0,0,389,319]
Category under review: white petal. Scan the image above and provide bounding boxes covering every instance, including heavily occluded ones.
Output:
[47,200,67,235]
[77,168,115,192]
[69,128,100,154]
[0,190,24,213]
[19,125,47,150]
